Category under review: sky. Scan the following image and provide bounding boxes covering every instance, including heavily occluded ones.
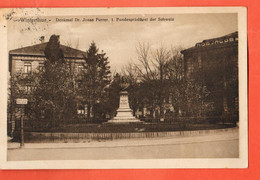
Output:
[7,13,238,73]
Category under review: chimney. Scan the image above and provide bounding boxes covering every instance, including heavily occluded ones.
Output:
[39,36,45,43]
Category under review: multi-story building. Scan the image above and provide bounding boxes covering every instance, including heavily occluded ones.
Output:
[8,36,87,134]
[9,37,86,76]
[181,32,239,120]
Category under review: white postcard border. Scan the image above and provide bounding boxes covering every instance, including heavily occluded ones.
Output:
[0,7,248,169]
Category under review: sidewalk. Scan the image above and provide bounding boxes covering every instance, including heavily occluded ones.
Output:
[8,128,238,149]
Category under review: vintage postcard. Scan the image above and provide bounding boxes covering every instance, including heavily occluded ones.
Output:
[0,7,247,169]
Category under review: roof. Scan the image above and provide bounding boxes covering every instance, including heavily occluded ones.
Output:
[181,31,238,54]
[9,42,87,59]
[201,31,238,43]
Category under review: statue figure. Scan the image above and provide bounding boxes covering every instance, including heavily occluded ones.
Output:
[120,76,129,91]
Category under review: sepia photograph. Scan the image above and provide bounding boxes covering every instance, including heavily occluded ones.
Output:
[0,7,247,169]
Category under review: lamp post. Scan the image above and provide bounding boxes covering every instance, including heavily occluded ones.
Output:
[16,98,28,148]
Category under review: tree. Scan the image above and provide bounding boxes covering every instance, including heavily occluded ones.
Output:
[105,73,121,118]
[167,47,214,118]
[79,42,111,122]
[33,35,77,128]
[121,62,141,116]
[125,43,213,121]
[44,35,65,64]
[134,42,170,119]
[151,46,171,119]
[8,71,40,135]
[183,78,213,117]
[165,48,185,117]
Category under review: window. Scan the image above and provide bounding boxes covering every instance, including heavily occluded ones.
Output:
[198,56,202,68]
[24,62,32,74]
[39,63,44,71]
[77,65,84,73]
[25,84,32,94]
[187,59,194,75]
[40,110,45,118]
[77,105,85,115]
[77,65,84,81]
[165,96,170,104]
[235,97,239,112]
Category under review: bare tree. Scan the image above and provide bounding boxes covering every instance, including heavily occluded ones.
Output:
[151,45,171,119]
[165,47,185,117]
[135,42,156,81]
[121,60,139,84]
[134,42,172,119]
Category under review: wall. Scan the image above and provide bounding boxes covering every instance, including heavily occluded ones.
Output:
[22,127,237,143]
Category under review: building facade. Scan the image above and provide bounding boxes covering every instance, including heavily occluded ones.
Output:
[181,32,239,120]
[9,38,86,76]
[8,37,88,134]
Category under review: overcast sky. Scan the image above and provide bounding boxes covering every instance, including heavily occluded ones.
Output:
[8,13,238,73]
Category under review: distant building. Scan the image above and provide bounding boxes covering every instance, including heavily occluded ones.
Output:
[8,36,87,134]
[9,37,86,76]
[181,32,239,120]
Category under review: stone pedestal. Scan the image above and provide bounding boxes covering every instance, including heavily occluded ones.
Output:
[107,91,141,123]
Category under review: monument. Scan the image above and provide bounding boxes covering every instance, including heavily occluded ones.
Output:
[107,78,142,123]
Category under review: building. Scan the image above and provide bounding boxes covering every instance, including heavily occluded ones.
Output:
[8,36,87,134]
[9,37,86,76]
[181,32,239,120]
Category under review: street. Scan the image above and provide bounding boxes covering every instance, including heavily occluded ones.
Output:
[7,129,239,161]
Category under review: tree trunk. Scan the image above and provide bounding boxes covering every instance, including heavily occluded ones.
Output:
[92,104,96,122]
[86,104,91,123]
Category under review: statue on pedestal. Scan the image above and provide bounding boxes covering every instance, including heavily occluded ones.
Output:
[107,76,141,123]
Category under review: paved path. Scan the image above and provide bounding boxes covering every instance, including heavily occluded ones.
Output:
[7,129,239,160]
